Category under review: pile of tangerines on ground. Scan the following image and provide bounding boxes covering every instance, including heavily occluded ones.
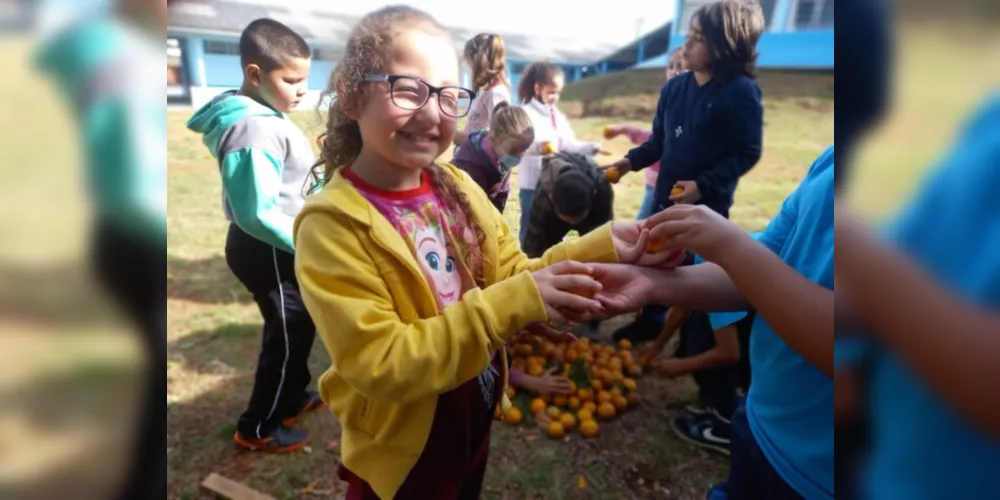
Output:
[496,334,647,440]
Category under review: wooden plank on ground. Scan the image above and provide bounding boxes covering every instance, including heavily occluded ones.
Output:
[201,473,277,500]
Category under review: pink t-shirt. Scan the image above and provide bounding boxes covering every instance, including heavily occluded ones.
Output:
[343,169,475,311]
[464,83,511,133]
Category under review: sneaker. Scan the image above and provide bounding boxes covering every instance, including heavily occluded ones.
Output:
[282,390,326,426]
[611,313,661,343]
[685,403,709,416]
[670,416,730,456]
[234,425,310,453]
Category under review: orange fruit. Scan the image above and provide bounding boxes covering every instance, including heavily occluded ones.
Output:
[568,380,577,392]
[565,349,579,362]
[530,398,546,415]
[553,394,568,407]
[579,418,600,438]
[597,390,612,404]
[612,394,629,412]
[604,168,620,184]
[560,412,577,431]
[597,402,616,420]
[610,387,623,399]
[506,387,516,399]
[504,407,523,425]
[578,388,594,403]
[618,339,632,350]
[646,237,666,253]
[591,380,603,392]
[670,185,685,196]
[528,364,545,377]
[577,408,593,422]
[568,396,581,410]
[623,378,637,392]
[609,357,623,371]
[540,141,556,154]
[582,402,597,414]
[547,421,566,439]
[546,406,562,418]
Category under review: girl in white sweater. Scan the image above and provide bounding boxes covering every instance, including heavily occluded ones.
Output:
[516,61,601,244]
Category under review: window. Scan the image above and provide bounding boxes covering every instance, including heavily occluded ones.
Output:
[790,0,833,31]
[204,40,240,55]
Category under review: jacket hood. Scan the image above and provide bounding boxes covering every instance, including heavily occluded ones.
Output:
[186,91,280,157]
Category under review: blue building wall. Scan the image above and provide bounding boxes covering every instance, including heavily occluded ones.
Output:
[637,29,833,69]
[175,30,591,107]
[638,0,832,70]
[180,33,336,90]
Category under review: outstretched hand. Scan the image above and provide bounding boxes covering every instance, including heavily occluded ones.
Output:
[643,205,749,265]
[588,263,662,317]
[612,221,689,268]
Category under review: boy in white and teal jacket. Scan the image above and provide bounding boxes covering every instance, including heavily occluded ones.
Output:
[186,18,323,453]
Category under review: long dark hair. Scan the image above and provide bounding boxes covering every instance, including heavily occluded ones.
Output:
[693,0,765,80]
[516,61,563,104]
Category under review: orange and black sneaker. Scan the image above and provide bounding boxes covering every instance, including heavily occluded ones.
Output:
[234,425,309,453]
[282,390,326,427]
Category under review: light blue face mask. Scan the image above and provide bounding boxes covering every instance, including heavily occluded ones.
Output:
[498,153,521,168]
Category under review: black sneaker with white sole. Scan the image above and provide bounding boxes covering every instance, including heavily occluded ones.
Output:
[684,403,708,416]
[670,415,731,456]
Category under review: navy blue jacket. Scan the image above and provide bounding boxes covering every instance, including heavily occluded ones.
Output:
[626,72,763,217]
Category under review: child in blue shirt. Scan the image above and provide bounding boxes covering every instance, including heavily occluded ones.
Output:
[589,145,835,499]
[835,94,1000,500]
[605,0,765,344]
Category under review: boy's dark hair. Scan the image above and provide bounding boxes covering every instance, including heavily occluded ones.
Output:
[552,170,593,218]
[517,61,564,104]
[693,0,764,80]
[239,18,312,71]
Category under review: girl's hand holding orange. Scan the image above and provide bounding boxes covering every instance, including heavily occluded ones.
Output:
[531,261,603,324]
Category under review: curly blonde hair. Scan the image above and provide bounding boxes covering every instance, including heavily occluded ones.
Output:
[310,5,486,287]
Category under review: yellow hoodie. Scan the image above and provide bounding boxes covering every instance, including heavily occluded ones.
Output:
[293,163,619,499]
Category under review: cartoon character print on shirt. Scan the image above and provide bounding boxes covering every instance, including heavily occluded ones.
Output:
[386,197,498,406]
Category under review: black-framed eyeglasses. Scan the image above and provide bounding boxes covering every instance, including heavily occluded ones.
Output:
[362,74,476,118]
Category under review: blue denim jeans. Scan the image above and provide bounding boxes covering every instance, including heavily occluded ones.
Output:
[636,184,656,220]
[518,188,534,245]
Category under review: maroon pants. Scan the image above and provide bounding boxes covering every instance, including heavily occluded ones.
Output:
[341,356,501,499]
